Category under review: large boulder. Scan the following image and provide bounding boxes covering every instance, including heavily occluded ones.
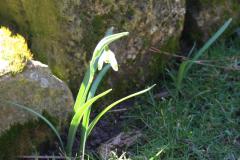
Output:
[0,60,74,135]
[182,0,240,45]
[0,0,186,102]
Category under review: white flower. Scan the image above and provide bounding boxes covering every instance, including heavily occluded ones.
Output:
[98,46,118,71]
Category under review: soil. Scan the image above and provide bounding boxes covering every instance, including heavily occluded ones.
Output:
[37,98,141,159]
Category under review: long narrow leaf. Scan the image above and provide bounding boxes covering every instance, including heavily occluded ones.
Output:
[73,67,91,117]
[175,61,191,96]
[188,41,196,59]
[34,147,38,160]
[2,100,64,150]
[184,18,232,75]
[78,29,114,157]
[79,64,111,154]
[66,89,112,156]
[149,143,170,160]
[87,84,156,136]
[78,28,113,155]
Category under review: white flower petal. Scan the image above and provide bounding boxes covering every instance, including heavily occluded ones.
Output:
[97,49,119,71]
[110,56,118,71]
[108,50,118,71]
[98,52,105,70]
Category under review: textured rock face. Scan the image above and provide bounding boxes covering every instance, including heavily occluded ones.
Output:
[0,0,186,99]
[182,0,240,43]
[0,60,74,135]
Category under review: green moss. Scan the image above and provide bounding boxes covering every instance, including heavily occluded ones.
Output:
[82,11,92,18]
[0,110,60,160]
[120,5,124,13]
[139,67,143,74]
[142,40,148,47]
[126,7,135,18]
[81,15,107,61]
[161,36,180,54]
[119,18,126,28]
[176,19,181,29]
[103,0,115,6]
[148,35,180,81]
[92,15,104,35]
[0,0,60,65]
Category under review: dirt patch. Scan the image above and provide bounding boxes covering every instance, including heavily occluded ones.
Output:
[38,98,141,158]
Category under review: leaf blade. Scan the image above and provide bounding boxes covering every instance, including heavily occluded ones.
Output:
[2,100,64,151]
[87,84,156,136]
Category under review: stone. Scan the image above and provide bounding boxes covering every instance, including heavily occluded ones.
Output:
[96,131,145,159]
[0,60,74,135]
[0,0,186,101]
[182,0,240,43]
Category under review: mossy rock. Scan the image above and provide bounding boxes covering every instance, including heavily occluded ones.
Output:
[0,0,186,106]
[0,111,63,160]
[182,0,240,46]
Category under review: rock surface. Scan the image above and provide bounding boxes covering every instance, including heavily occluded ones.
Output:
[0,60,74,135]
[182,0,240,44]
[97,131,145,159]
[0,0,186,99]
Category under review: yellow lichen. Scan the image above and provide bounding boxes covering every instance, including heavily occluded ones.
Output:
[0,26,33,76]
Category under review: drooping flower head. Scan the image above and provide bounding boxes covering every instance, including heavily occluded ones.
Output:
[98,46,118,71]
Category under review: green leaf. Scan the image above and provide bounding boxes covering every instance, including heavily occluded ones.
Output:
[33,146,38,160]
[188,41,196,59]
[79,64,111,155]
[149,143,170,160]
[184,18,232,75]
[175,61,191,96]
[66,89,112,156]
[52,153,56,160]
[72,66,91,118]
[87,84,156,136]
[179,131,192,142]
[78,28,114,157]
[2,100,64,151]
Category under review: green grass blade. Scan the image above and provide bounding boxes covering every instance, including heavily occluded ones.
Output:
[184,18,232,75]
[33,146,38,160]
[52,154,56,160]
[2,100,64,150]
[175,61,191,95]
[165,69,176,85]
[87,84,156,136]
[79,64,111,154]
[66,89,112,156]
[148,89,156,107]
[179,131,192,142]
[188,41,196,59]
[149,143,170,160]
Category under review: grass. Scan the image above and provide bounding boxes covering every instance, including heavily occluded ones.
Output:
[125,33,240,159]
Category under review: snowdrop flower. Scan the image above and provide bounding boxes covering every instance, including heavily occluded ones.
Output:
[98,46,118,71]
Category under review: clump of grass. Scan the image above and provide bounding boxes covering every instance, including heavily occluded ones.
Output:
[0,26,33,75]
[128,25,240,159]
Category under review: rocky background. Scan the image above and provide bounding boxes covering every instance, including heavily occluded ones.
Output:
[0,0,186,104]
[0,0,238,104]
[0,0,240,159]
